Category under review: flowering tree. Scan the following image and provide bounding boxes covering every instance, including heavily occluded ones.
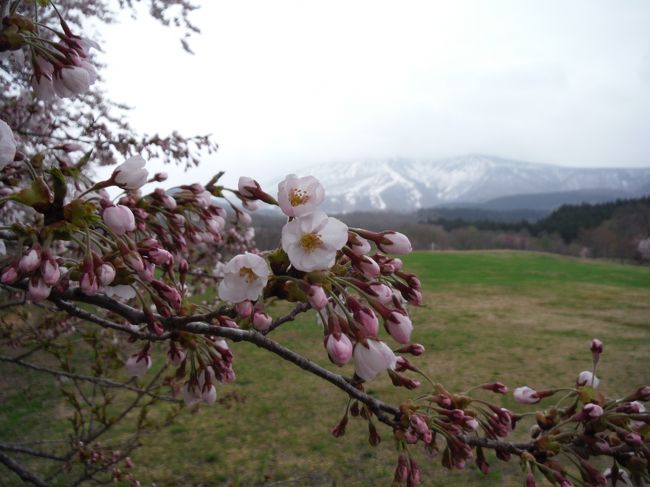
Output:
[1,2,649,486]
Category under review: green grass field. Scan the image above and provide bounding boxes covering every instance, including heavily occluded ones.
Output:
[2,251,650,486]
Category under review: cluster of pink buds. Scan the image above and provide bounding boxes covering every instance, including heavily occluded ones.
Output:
[179,337,235,406]
[393,454,421,486]
[30,16,99,99]
[1,244,64,300]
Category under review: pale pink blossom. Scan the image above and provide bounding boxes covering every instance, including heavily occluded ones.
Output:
[252,311,273,332]
[368,283,393,304]
[80,271,98,296]
[577,371,600,388]
[353,339,397,381]
[326,334,353,366]
[19,247,41,273]
[235,301,253,317]
[307,285,328,310]
[103,205,136,235]
[125,353,152,377]
[377,231,412,255]
[348,235,371,255]
[112,155,148,190]
[53,66,92,97]
[0,119,16,169]
[603,468,634,487]
[40,256,60,286]
[281,210,348,272]
[202,385,217,405]
[168,346,186,367]
[182,382,202,406]
[277,174,325,217]
[1,266,18,284]
[96,263,116,287]
[238,176,258,198]
[28,277,51,301]
[218,252,270,303]
[385,310,413,344]
[513,386,540,404]
[582,403,604,419]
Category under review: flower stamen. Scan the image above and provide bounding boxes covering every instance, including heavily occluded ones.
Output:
[299,233,322,252]
[239,266,258,283]
[289,188,309,207]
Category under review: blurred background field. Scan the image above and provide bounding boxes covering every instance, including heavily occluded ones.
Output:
[2,251,650,486]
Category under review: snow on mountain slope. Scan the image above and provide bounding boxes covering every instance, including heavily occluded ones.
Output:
[265,155,650,213]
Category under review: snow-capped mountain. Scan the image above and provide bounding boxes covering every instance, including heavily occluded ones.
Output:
[267,155,650,213]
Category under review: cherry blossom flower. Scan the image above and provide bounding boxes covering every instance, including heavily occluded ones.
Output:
[125,352,152,377]
[28,277,51,301]
[326,334,353,366]
[217,252,270,303]
[385,310,413,344]
[513,386,540,404]
[277,174,325,217]
[377,231,412,255]
[103,205,136,235]
[577,371,600,388]
[353,339,397,381]
[0,119,16,169]
[307,285,328,310]
[252,311,273,332]
[112,155,149,190]
[53,66,93,98]
[19,246,42,273]
[281,210,348,272]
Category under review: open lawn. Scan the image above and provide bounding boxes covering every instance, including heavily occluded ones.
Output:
[2,251,650,486]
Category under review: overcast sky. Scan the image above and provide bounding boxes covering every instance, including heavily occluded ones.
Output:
[99,0,650,187]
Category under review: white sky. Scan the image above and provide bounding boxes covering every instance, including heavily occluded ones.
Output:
[98,0,650,187]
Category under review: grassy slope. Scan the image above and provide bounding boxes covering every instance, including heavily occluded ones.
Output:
[2,251,649,486]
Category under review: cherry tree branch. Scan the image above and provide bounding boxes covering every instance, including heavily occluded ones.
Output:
[265,302,311,334]
[0,451,49,487]
[0,355,180,402]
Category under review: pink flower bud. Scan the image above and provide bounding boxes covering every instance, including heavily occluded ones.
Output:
[202,385,217,405]
[367,282,392,304]
[235,301,253,317]
[409,415,429,435]
[238,211,252,226]
[378,231,412,255]
[112,155,148,190]
[577,371,600,388]
[148,248,173,267]
[481,382,508,394]
[513,386,540,404]
[325,333,353,366]
[125,352,152,377]
[0,119,17,168]
[167,344,186,367]
[1,265,18,284]
[40,256,60,286]
[353,339,397,381]
[151,280,181,311]
[28,277,51,301]
[583,403,604,419]
[347,297,379,337]
[96,263,116,287]
[182,382,202,406]
[124,251,145,273]
[385,310,413,344]
[408,458,421,486]
[80,272,98,296]
[307,285,328,310]
[525,472,536,487]
[252,311,272,332]
[356,255,381,278]
[395,343,425,356]
[19,247,41,273]
[238,176,258,198]
[590,338,603,356]
[103,205,136,235]
[153,172,168,182]
[394,455,408,483]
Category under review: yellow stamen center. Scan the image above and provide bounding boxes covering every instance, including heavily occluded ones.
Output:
[239,266,258,283]
[299,233,322,253]
[289,188,309,207]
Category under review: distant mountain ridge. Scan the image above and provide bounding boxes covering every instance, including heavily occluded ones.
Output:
[268,155,650,213]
